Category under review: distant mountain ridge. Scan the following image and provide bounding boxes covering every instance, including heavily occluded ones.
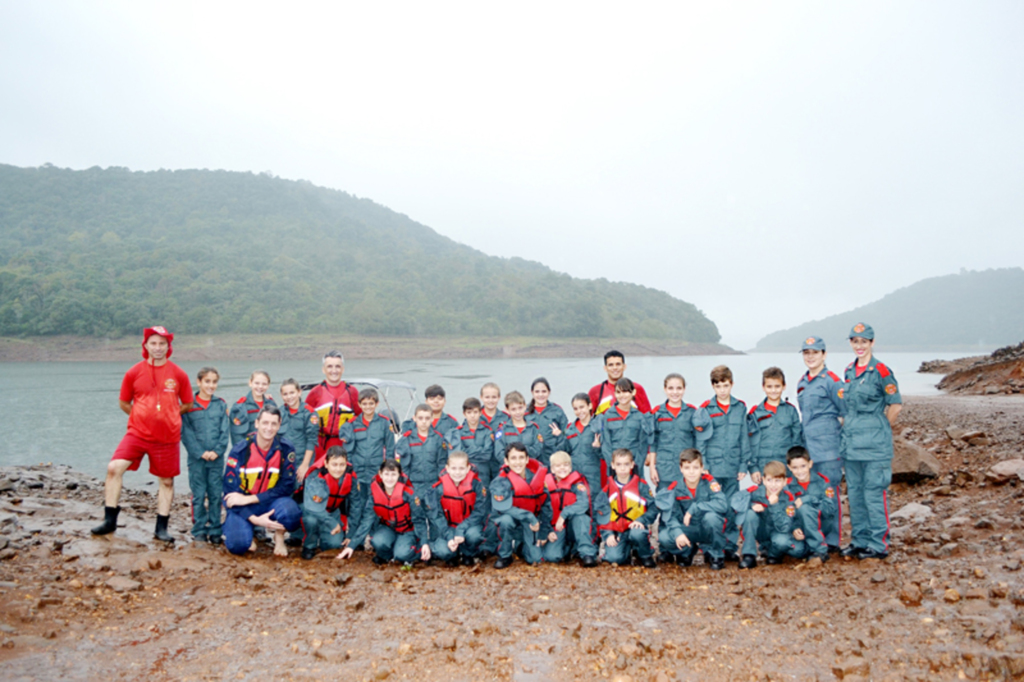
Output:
[754,268,1024,351]
[0,164,721,342]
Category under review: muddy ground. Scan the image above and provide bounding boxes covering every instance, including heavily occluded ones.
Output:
[2,395,1024,681]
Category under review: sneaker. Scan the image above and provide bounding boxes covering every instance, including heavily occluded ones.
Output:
[207,535,223,546]
[857,548,889,560]
[738,555,758,570]
[301,547,316,561]
[676,554,694,567]
[722,550,739,563]
[708,557,725,571]
[840,545,865,558]
[641,556,657,569]
[580,555,598,568]
[765,556,782,565]
[494,556,513,569]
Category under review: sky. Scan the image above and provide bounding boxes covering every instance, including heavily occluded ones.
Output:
[1,2,1022,349]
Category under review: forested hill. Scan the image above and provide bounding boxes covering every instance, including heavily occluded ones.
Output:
[0,164,720,341]
[754,268,1024,351]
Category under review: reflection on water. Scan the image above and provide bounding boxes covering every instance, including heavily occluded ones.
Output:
[0,350,980,493]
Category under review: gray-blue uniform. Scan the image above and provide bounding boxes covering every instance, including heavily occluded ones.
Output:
[425,470,489,561]
[739,483,806,560]
[351,475,428,564]
[228,392,277,446]
[696,397,751,554]
[650,402,711,491]
[401,413,459,438]
[786,472,837,558]
[181,392,230,539]
[339,413,396,546]
[657,474,728,562]
[796,336,847,548]
[842,324,901,555]
[599,406,652,479]
[447,420,498,485]
[394,427,451,496]
[493,420,545,463]
[301,467,363,552]
[747,399,803,473]
[599,474,657,565]
[539,470,597,562]
[563,417,605,494]
[279,403,320,474]
[526,403,569,468]
[489,472,544,565]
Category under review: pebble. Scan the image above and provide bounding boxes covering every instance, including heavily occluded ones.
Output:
[944,589,961,603]
[899,584,923,607]
[0,548,16,561]
[106,577,142,593]
[870,572,887,584]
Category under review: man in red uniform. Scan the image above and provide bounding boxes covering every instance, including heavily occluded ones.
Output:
[588,350,652,416]
[91,326,194,542]
[305,350,362,470]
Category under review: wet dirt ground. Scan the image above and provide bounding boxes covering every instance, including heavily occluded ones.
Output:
[2,395,1024,681]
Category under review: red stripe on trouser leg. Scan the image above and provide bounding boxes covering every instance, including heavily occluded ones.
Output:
[882,489,890,550]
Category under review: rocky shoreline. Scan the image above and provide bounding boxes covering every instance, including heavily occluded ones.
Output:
[2,394,1024,680]
[920,341,1024,395]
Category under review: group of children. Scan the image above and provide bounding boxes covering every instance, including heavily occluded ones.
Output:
[178,356,851,571]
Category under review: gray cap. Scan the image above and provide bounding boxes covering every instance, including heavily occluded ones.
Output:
[801,336,826,352]
[655,488,676,512]
[591,490,612,525]
[490,477,514,512]
[849,323,875,340]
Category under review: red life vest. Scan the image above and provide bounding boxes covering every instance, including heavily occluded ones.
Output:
[498,459,548,514]
[371,477,414,533]
[544,470,590,521]
[240,441,282,495]
[316,467,356,529]
[602,475,647,533]
[432,470,479,527]
[307,381,360,456]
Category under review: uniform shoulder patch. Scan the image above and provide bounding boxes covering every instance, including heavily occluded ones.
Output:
[235,396,246,404]
[233,418,242,426]
[825,487,835,498]
[288,452,296,462]
[837,388,844,399]
[414,497,420,506]
[885,384,897,395]
[226,457,237,468]
[709,481,721,493]
[827,371,842,382]
[876,362,891,378]
[786,505,796,517]
[576,484,587,492]
[310,415,319,424]
[700,399,711,408]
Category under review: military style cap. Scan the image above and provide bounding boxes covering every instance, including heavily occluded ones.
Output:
[849,323,875,340]
[801,336,826,352]
[490,477,514,512]
[591,491,612,525]
[655,488,676,512]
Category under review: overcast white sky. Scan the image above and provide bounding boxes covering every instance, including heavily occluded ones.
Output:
[2,2,1022,349]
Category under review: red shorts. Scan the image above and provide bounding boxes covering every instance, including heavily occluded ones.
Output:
[112,433,181,478]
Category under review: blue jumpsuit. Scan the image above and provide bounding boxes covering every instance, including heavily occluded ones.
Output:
[842,357,901,555]
[563,418,605,494]
[658,475,728,562]
[649,402,710,491]
[181,393,230,539]
[526,403,569,468]
[739,484,806,560]
[747,400,803,474]
[796,367,846,548]
[221,435,301,555]
[696,397,751,554]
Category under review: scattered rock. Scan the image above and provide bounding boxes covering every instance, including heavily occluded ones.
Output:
[986,459,1024,484]
[832,656,870,679]
[965,588,987,600]
[0,480,13,493]
[0,548,16,561]
[892,438,942,482]
[899,583,923,606]
[334,573,353,587]
[944,589,961,603]
[106,577,142,593]
[870,573,886,584]
[890,503,934,522]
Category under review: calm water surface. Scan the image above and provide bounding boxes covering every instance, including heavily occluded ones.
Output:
[0,351,978,493]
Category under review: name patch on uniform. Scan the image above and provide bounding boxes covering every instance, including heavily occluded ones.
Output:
[885,384,897,395]
[786,505,796,517]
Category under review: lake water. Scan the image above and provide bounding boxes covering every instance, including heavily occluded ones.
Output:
[0,351,977,493]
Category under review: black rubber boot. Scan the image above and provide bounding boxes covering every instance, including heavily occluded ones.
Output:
[154,514,175,543]
[91,506,121,535]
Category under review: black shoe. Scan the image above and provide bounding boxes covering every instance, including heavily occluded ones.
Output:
[827,545,842,555]
[677,553,694,567]
[738,554,758,570]
[301,547,316,560]
[154,515,175,543]
[708,557,725,570]
[207,535,223,546]
[641,556,657,569]
[723,550,739,563]
[814,553,830,563]
[445,557,460,568]
[494,556,513,569]
[581,555,598,568]
[841,545,864,558]
[765,556,782,565]
[285,536,303,548]
[461,555,478,567]
[372,555,387,566]
[857,548,888,560]
[91,506,120,535]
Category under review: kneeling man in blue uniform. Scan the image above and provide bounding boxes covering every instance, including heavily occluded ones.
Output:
[223,406,302,556]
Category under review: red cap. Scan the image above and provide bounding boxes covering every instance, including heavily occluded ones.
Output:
[142,326,174,359]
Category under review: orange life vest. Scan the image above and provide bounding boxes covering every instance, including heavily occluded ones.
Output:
[544,470,590,521]
[240,442,282,495]
[498,459,548,514]
[433,470,479,527]
[371,477,413,533]
[316,467,357,529]
[602,475,647,533]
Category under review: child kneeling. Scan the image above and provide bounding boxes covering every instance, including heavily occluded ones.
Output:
[349,459,429,566]
[738,460,806,568]
[301,446,362,560]
[599,448,657,568]
[426,450,489,566]
[540,451,598,567]
[657,448,729,569]
[490,442,547,569]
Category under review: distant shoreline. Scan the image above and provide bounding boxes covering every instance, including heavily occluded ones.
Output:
[0,334,740,362]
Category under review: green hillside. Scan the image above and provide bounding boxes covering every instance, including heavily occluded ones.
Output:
[754,268,1024,351]
[0,164,720,341]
